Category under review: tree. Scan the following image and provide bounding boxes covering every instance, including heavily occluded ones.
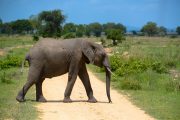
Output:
[38,9,65,37]
[141,22,158,36]
[158,26,167,36]
[106,29,125,46]
[0,18,2,33]
[1,23,12,35]
[176,26,180,35]
[29,15,39,33]
[103,22,126,33]
[0,18,2,26]
[11,19,33,34]
[62,23,76,35]
[76,24,85,37]
[88,22,102,37]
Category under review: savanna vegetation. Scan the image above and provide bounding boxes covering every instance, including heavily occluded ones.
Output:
[90,36,180,120]
[0,36,37,120]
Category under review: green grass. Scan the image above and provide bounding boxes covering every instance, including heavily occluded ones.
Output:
[89,36,180,120]
[0,35,37,120]
[127,91,180,120]
[0,68,37,120]
[0,35,34,49]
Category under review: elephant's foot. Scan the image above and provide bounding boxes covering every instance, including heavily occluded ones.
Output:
[16,95,25,102]
[36,96,47,102]
[63,97,72,103]
[87,96,97,103]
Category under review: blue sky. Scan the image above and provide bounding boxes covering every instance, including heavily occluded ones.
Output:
[0,0,180,30]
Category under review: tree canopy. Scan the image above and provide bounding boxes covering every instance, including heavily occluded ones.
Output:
[106,29,125,45]
[176,26,180,35]
[141,22,158,36]
[38,9,65,37]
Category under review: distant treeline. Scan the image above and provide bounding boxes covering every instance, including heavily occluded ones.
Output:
[0,9,180,38]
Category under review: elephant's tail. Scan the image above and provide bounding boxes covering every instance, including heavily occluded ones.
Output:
[20,54,30,73]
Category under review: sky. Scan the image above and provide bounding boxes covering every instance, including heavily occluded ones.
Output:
[0,0,180,30]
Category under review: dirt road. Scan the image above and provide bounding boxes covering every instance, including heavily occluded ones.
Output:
[36,71,154,120]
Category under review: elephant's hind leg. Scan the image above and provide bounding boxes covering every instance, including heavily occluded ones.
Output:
[36,78,46,102]
[16,66,41,102]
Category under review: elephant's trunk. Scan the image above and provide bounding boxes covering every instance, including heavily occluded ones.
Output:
[103,57,112,103]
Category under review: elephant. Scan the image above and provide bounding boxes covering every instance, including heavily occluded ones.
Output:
[16,39,112,103]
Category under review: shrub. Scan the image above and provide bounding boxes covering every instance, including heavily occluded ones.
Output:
[109,55,122,71]
[63,32,76,39]
[32,35,39,41]
[0,55,21,69]
[151,61,167,73]
[109,55,168,77]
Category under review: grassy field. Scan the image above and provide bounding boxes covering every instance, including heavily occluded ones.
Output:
[0,36,37,120]
[89,36,180,120]
[0,35,180,119]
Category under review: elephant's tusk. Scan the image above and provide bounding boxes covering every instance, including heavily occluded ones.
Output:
[106,67,117,77]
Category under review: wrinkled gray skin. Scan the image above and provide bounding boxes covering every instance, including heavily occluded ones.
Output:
[16,39,112,103]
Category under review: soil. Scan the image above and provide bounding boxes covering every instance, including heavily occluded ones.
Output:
[36,71,154,120]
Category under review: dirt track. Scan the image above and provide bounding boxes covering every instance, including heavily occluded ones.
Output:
[36,71,154,120]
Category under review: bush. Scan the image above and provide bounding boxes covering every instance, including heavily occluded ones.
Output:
[109,55,122,71]
[0,55,21,69]
[151,61,167,73]
[63,32,76,39]
[109,55,168,77]
[32,35,39,41]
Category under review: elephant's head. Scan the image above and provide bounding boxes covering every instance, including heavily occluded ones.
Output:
[82,40,112,103]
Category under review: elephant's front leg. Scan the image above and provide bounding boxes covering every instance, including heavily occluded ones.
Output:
[63,63,79,103]
[78,63,97,103]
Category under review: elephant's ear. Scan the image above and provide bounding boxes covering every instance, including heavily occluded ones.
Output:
[82,41,95,64]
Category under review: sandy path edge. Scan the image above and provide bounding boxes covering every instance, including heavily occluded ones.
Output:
[36,71,155,120]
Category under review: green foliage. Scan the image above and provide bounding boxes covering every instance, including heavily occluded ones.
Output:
[106,29,125,45]
[32,35,39,41]
[11,19,33,34]
[76,24,85,37]
[109,55,168,77]
[63,23,76,35]
[158,26,167,36]
[176,26,180,35]
[151,61,167,73]
[88,22,102,37]
[103,22,126,33]
[141,22,158,36]
[0,19,33,34]
[0,23,12,35]
[38,9,65,37]
[0,55,21,69]
[63,32,76,39]
[29,15,39,31]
